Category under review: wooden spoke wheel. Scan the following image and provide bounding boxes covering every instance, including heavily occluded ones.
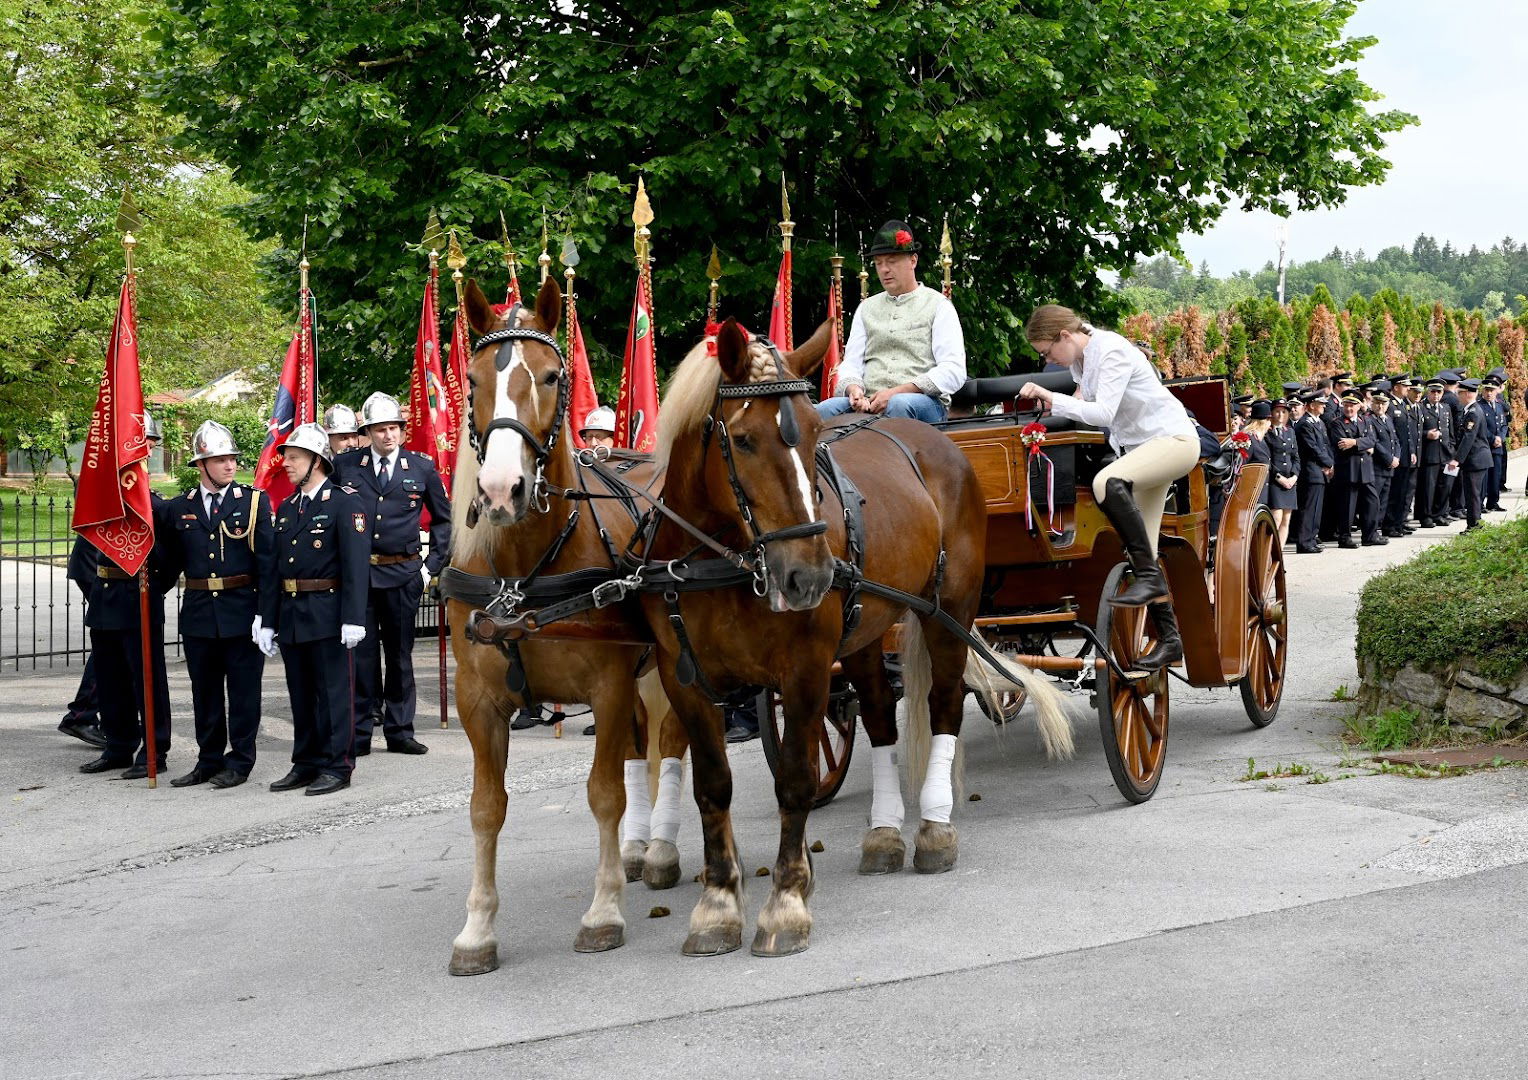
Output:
[1239,511,1289,728]
[757,686,857,809]
[1096,563,1170,804]
[971,632,1028,724]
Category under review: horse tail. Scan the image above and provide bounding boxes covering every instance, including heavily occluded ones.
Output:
[965,636,1075,761]
[900,614,965,801]
[636,666,668,794]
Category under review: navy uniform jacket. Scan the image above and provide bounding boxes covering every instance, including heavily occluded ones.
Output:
[1418,400,1455,464]
[1453,402,1494,471]
[1266,424,1299,479]
[1442,389,1465,436]
[1295,414,1334,483]
[161,484,277,639]
[1329,414,1375,484]
[1194,423,1220,458]
[1489,398,1509,444]
[333,448,451,588]
[81,493,177,631]
[1369,411,1398,472]
[1387,400,1415,466]
[260,480,370,645]
[67,533,100,597]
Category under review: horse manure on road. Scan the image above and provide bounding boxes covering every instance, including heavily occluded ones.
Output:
[649,906,671,919]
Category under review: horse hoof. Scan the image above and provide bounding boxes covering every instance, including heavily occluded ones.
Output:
[913,820,958,874]
[682,926,742,956]
[858,826,906,875]
[643,840,681,890]
[621,840,649,883]
[448,943,500,976]
[573,924,625,953]
[751,926,811,957]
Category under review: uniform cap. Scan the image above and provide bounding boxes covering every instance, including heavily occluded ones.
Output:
[579,405,616,435]
[280,422,334,468]
[1300,389,1325,403]
[1332,372,1353,384]
[358,392,406,430]
[1439,371,1460,384]
[1459,378,1480,392]
[1425,378,1445,389]
[1281,382,1305,394]
[189,420,239,463]
[322,404,359,435]
[1341,392,1363,405]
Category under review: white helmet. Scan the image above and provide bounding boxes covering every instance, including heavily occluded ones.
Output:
[143,412,163,441]
[322,403,358,435]
[358,392,406,431]
[579,406,616,435]
[280,422,334,468]
[190,420,239,463]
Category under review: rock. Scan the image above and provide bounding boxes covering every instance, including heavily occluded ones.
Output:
[1510,671,1528,707]
[1384,664,1449,710]
[1456,668,1510,696]
[1444,685,1526,729]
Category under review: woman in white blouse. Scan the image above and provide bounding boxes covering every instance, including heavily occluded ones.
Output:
[1019,305,1200,671]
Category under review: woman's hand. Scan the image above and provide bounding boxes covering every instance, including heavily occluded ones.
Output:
[1018,382,1053,409]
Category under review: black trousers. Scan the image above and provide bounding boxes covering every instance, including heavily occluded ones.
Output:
[1461,467,1487,527]
[354,576,424,744]
[1415,464,1444,522]
[1448,468,1465,514]
[91,624,172,766]
[1330,478,1364,542]
[281,636,355,778]
[183,634,266,775]
[1384,466,1413,532]
[1494,448,1508,496]
[1296,480,1325,550]
[1365,473,1392,539]
[62,651,98,725]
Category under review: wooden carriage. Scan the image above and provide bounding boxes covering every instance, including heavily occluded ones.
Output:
[758,372,1289,804]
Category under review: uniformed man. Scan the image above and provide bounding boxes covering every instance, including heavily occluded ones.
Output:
[323,404,361,457]
[580,406,617,451]
[815,220,967,422]
[1329,392,1376,549]
[1451,379,1494,530]
[1363,385,1399,545]
[78,414,177,779]
[1318,374,1353,541]
[1438,370,1466,521]
[58,536,106,748]
[1415,377,1455,528]
[1293,390,1333,554]
[332,392,451,757]
[160,422,277,788]
[1382,374,1419,537]
[260,423,370,795]
[1480,377,1507,511]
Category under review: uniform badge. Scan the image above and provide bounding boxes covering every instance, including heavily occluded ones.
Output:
[400,457,410,471]
[360,455,370,467]
[233,487,244,499]
[321,488,332,501]
[181,513,197,521]
[314,539,323,549]
[353,513,366,533]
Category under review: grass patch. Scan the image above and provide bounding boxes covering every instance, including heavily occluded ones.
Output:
[1330,684,1355,702]
[1241,758,1321,781]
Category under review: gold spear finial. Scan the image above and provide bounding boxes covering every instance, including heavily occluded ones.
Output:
[706,243,723,320]
[447,229,467,279]
[632,177,653,265]
[421,208,444,253]
[939,215,954,297]
[117,188,141,277]
[538,210,551,284]
[858,232,870,301]
[778,172,795,251]
[499,210,516,274]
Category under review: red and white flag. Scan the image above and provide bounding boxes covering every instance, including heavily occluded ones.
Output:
[72,277,154,574]
[768,248,793,351]
[566,299,600,449]
[821,275,844,399]
[406,264,453,494]
[442,302,469,473]
[254,288,318,505]
[615,272,658,453]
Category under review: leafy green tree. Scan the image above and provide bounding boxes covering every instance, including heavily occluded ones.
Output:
[153,0,1412,389]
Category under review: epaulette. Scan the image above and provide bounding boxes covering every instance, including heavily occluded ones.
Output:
[341,484,360,496]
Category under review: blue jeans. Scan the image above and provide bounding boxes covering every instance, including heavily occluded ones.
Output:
[816,393,946,423]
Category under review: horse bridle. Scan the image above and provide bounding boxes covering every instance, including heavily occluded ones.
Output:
[467,303,570,517]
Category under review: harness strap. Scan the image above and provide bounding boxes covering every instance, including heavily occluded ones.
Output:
[663,589,726,703]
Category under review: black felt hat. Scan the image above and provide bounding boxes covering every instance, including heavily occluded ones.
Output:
[867,220,921,256]
[1249,399,1273,420]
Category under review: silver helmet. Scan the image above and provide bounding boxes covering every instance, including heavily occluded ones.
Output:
[143,412,163,441]
[279,422,334,468]
[579,405,616,435]
[322,403,359,435]
[358,392,406,431]
[189,420,239,463]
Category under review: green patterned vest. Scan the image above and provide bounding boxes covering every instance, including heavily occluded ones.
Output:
[856,286,941,395]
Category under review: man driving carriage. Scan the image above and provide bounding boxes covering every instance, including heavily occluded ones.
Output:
[815,220,967,423]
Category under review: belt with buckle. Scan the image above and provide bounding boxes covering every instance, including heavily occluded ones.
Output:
[282,577,339,594]
[96,566,133,581]
[369,553,420,566]
[185,574,254,592]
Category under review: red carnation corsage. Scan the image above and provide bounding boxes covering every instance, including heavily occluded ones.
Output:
[1020,421,1047,454]
[1229,430,1252,461]
[894,229,913,248]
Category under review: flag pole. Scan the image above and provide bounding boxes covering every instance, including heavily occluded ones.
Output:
[939,215,954,298]
[858,232,870,302]
[538,212,551,286]
[633,177,654,328]
[500,211,520,305]
[777,175,794,349]
[439,236,470,731]
[122,223,158,788]
[706,244,722,324]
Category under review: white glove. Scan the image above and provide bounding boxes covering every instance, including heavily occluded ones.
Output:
[250,616,263,646]
[257,627,278,657]
[340,623,366,649]
[421,563,433,588]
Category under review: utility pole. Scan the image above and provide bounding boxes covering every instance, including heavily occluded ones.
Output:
[1275,222,1290,306]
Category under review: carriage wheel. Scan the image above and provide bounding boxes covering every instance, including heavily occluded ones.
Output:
[971,631,1028,724]
[1096,563,1170,804]
[756,687,857,809]
[1239,512,1288,728]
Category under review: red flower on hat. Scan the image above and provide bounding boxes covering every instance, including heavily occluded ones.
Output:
[894,229,913,248]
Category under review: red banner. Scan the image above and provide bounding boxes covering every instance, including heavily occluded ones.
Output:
[406,265,452,495]
[72,277,154,575]
[505,268,521,307]
[821,275,843,399]
[254,289,317,506]
[567,300,600,449]
[615,271,658,453]
[442,304,469,475]
[769,249,793,351]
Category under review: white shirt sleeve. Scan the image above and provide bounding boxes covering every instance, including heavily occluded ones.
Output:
[1050,341,1134,428]
[836,309,868,395]
[912,295,968,398]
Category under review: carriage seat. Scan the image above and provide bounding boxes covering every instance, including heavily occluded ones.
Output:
[949,370,1077,409]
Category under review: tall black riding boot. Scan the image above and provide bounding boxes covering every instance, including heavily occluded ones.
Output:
[1100,477,1170,606]
[1136,602,1184,670]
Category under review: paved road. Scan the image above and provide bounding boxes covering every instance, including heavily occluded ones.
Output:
[1,462,1524,1080]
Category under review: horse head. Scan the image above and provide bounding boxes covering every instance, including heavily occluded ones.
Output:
[462,276,566,526]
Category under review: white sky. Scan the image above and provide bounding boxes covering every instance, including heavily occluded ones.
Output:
[1178,0,1528,274]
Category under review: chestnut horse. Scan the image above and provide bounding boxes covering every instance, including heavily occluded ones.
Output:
[642,320,1071,957]
[443,277,688,974]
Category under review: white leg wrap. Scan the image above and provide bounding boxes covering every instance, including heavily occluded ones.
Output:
[620,759,651,846]
[869,745,905,831]
[650,757,684,845]
[919,733,958,825]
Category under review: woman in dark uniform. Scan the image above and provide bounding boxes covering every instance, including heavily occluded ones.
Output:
[1263,398,1301,547]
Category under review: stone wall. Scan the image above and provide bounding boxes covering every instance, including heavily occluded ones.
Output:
[1358,656,1528,730]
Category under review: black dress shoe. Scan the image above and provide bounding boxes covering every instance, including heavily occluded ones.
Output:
[170,766,218,788]
[1338,540,1359,549]
[353,744,371,757]
[80,754,132,774]
[583,722,596,736]
[270,767,320,792]
[305,773,351,796]
[58,720,108,749]
[119,761,165,781]
[725,723,759,744]
[209,769,247,789]
[386,737,428,755]
[1295,545,1323,554]
[1361,537,1389,546]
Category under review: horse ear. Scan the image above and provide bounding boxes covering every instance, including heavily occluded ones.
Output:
[785,319,833,379]
[534,276,562,336]
[464,279,497,335]
[715,319,751,382]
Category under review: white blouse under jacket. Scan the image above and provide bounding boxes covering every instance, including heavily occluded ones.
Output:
[1048,329,1195,453]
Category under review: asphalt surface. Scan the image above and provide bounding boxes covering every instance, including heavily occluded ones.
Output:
[2,459,1525,1080]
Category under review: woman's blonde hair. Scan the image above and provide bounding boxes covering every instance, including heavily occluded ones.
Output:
[1245,418,1272,439]
[1026,304,1088,344]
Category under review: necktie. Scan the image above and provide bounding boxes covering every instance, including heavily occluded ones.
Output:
[209,491,222,517]
[298,493,309,513]
[379,457,391,486]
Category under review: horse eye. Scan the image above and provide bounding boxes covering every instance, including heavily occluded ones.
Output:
[542,370,559,386]
[733,433,754,453]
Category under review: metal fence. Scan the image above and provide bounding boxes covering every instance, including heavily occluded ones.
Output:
[0,491,441,673]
